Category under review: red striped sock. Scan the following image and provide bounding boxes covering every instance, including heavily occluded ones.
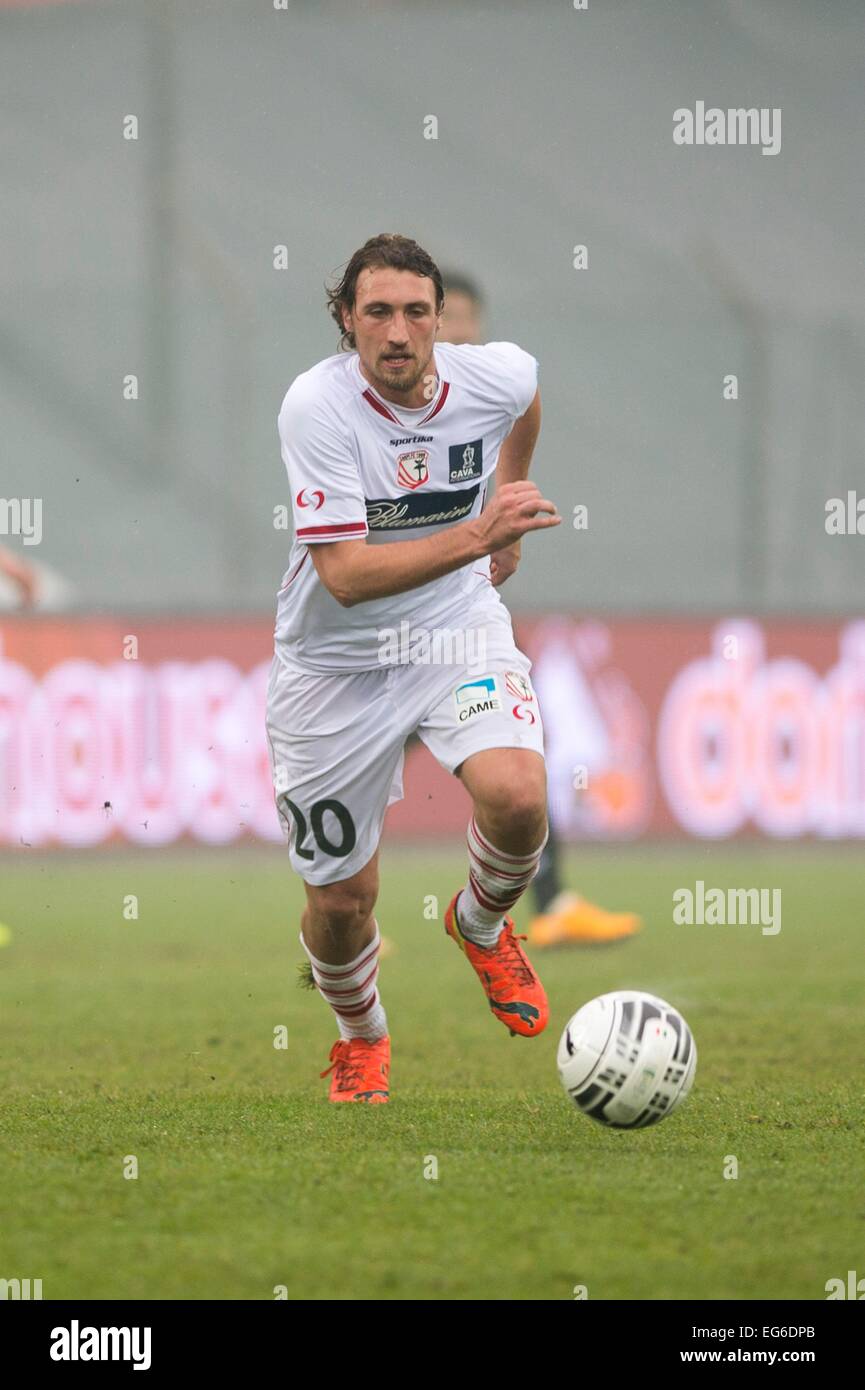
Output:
[458,817,547,946]
[300,923,388,1041]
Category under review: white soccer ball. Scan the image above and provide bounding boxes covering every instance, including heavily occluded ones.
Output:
[557,990,697,1129]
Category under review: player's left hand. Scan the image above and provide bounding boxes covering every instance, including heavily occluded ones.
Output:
[489,543,520,587]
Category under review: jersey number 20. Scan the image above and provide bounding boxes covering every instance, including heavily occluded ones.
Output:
[281,796,357,860]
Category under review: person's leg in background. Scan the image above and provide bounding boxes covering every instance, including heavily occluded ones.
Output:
[526,818,643,947]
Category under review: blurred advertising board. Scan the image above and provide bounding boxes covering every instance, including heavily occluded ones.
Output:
[0,614,863,846]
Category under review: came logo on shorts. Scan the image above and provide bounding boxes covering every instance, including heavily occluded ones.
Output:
[454,674,502,722]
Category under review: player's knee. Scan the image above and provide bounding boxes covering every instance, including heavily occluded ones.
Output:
[482,776,547,842]
[311,882,377,936]
[507,790,547,842]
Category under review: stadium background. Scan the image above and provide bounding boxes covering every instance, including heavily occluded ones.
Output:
[1,0,864,1304]
[2,0,863,848]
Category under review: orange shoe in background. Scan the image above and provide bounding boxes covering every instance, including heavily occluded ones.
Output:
[320,1035,390,1103]
[444,893,548,1037]
[528,891,642,948]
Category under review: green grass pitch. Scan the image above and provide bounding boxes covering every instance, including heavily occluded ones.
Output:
[0,843,861,1301]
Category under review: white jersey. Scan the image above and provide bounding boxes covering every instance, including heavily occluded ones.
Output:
[273,340,538,672]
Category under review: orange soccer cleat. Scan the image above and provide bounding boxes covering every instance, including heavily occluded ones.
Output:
[444,893,549,1037]
[320,1035,391,1103]
[527,891,642,948]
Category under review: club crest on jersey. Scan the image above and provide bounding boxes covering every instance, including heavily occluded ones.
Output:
[449,438,483,483]
[504,670,534,702]
[453,674,502,723]
[396,449,430,490]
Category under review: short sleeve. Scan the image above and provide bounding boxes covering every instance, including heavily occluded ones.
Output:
[483,341,539,420]
[278,381,369,544]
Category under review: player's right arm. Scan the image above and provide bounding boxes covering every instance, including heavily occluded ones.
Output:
[279,378,560,608]
[311,481,560,607]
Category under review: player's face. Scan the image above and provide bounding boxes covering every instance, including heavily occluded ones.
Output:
[438,291,483,346]
[346,267,441,402]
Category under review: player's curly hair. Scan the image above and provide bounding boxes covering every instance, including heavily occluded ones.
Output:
[326,233,444,351]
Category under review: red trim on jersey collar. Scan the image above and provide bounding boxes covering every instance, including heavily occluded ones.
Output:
[361,375,450,427]
[362,389,400,424]
[425,379,450,421]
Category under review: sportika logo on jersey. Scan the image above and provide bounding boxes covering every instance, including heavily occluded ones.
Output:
[396,450,430,490]
[449,439,483,483]
[453,675,502,723]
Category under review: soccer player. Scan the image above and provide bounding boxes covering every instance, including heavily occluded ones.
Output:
[438,272,642,949]
[268,233,560,1102]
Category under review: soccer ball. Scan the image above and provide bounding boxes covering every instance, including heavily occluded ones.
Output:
[557,990,697,1129]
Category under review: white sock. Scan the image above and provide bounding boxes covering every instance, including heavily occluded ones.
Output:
[300,922,388,1041]
[458,817,548,947]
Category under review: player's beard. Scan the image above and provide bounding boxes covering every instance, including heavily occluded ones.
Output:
[373,349,433,396]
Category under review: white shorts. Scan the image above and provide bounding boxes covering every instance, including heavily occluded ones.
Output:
[265,609,545,885]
